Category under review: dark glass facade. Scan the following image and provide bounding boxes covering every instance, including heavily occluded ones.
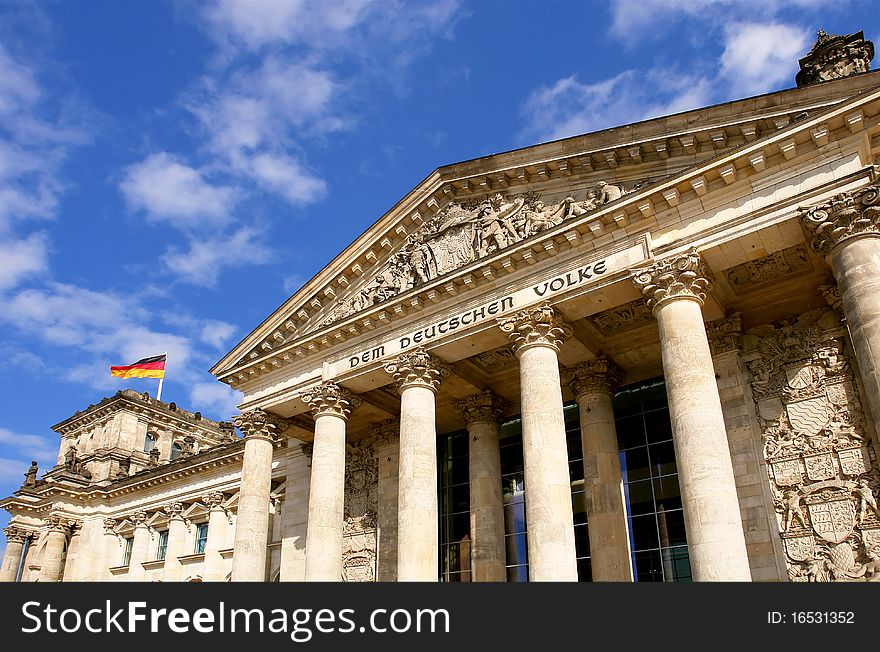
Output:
[438,379,692,582]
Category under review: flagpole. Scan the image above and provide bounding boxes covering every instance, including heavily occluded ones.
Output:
[156,350,167,402]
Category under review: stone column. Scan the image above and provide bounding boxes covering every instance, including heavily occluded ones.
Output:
[499,303,578,581]
[100,519,119,580]
[802,184,880,460]
[454,390,510,582]
[563,357,633,581]
[0,527,30,582]
[384,348,450,581]
[372,419,400,581]
[127,511,150,581]
[231,410,287,581]
[632,251,751,581]
[162,502,188,582]
[39,515,72,582]
[61,520,83,581]
[301,383,360,581]
[202,493,228,581]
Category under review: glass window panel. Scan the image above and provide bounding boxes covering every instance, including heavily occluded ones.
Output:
[156,530,168,560]
[571,492,588,525]
[612,388,642,418]
[577,557,592,582]
[450,432,469,458]
[122,537,133,566]
[652,475,683,512]
[447,571,471,583]
[449,458,469,486]
[644,408,673,444]
[620,446,650,482]
[633,549,664,583]
[660,546,692,582]
[640,382,668,412]
[573,523,590,558]
[451,511,470,542]
[656,508,688,548]
[500,444,524,478]
[649,441,677,477]
[569,459,585,483]
[504,533,528,567]
[566,432,582,460]
[503,497,527,537]
[615,414,645,450]
[506,564,528,582]
[623,479,655,515]
[449,483,469,513]
[629,514,660,551]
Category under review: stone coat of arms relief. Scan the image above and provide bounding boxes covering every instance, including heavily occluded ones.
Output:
[341,437,379,582]
[747,310,880,581]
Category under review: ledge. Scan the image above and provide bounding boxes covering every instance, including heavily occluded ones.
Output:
[108,565,129,576]
[219,547,234,559]
[177,553,205,565]
[141,559,165,571]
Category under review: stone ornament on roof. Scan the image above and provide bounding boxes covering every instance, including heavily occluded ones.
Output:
[796,29,874,87]
[321,182,634,328]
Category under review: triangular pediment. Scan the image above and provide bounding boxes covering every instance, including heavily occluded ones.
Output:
[212,71,880,388]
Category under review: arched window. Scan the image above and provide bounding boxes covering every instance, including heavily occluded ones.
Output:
[143,432,157,453]
[170,441,183,461]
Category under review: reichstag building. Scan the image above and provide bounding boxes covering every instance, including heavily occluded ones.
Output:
[3,29,880,583]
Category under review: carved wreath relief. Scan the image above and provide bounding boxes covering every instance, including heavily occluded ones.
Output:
[747,312,880,581]
[341,437,378,582]
[323,181,642,327]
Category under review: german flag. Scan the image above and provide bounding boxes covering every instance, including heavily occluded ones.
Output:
[110,354,166,379]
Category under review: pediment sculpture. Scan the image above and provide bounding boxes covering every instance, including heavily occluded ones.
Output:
[321,180,641,328]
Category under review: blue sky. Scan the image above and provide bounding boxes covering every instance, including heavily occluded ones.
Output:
[1,0,878,533]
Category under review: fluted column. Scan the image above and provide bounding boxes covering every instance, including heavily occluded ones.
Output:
[301,383,360,581]
[202,493,228,581]
[454,390,510,582]
[802,184,880,460]
[384,348,450,581]
[499,303,578,581]
[127,511,150,581]
[161,502,187,581]
[39,516,73,582]
[563,357,633,581]
[632,251,751,581]
[1,527,30,582]
[230,409,287,581]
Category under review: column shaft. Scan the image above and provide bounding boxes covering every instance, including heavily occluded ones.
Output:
[0,532,25,582]
[568,364,633,582]
[518,344,578,581]
[202,502,228,581]
[829,236,880,458]
[127,523,151,581]
[305,413,347,581]
[397,384,439,581]
[162,513,188,581]
[231,435,274,581]
[467,419,506,581]
[655,297,751,581]
[39,525,69,582]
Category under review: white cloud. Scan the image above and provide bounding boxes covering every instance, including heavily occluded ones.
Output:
[161,227,271,287]
[200,320,236,349]
[0,43,40,115]
[119,152,237,228]
[248,153,327,204]
[0,232,48,289]
[720,22,809,96]
[189,381,242,417]
[0,427,58,468]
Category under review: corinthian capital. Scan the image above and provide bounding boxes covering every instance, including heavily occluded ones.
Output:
[383,348,450,392]
[202,492,225,509]
[497,303,572,355]
[129,510,148,526]
[631,250,711,312]
[4,526,31,544]
[800,184,880,256]
[300,382,362,420]
[563,356,625,398]
[164,502,184,519]
[454,390,511,426]
[44,514,74,534]
[232,409,289,442]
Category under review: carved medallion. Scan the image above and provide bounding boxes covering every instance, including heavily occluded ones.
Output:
[771,457,803,487]
[783,534,816,562]
[838,447,871,477]
[803,452,836,482]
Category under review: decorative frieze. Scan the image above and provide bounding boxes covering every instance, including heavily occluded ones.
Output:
[820,284,843,313]
[342,436,379,582]
[472,345,517,373]
[383,348,450,392]
[454,390,512,426]
[369,419,400,448]
[631,250,711,312]
[746,311,880,581]
[498,302,572,354]
[300,383,362,420]
[706,313,743,356]
[724,245,810,293]
[563,356,625,398]
[800,184,880,257]
[232,409,289,442]
[589,299,654,335]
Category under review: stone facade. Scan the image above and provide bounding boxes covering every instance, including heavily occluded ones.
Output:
[3,32,880,583]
